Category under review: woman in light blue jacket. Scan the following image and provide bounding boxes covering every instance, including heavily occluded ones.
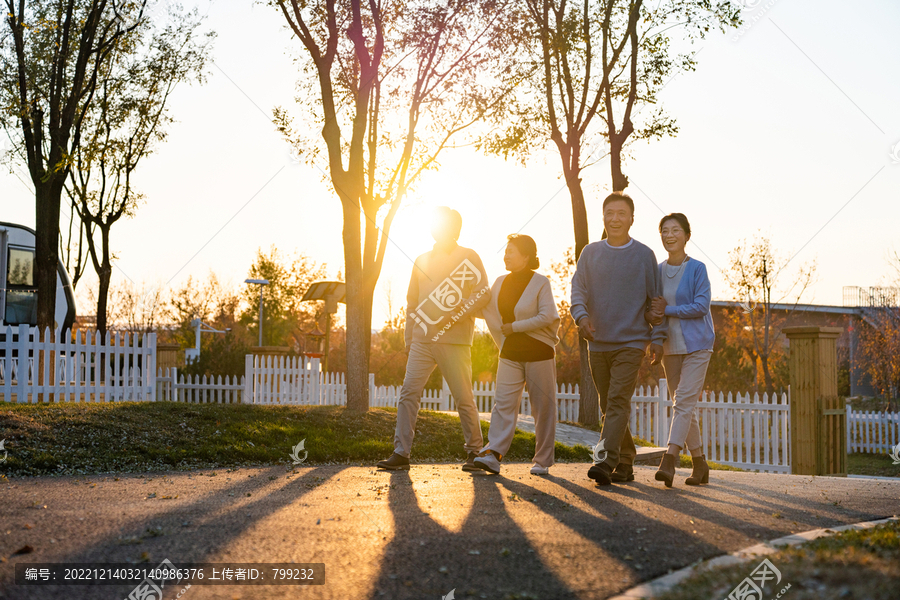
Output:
[647,213,715,487]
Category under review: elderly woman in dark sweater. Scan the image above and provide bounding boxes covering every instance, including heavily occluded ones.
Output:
[474,234,561,475]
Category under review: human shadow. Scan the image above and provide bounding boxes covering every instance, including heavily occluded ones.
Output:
[371,468,579,599]
[497,473,725,584]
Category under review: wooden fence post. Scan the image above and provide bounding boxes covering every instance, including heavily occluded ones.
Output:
[784,326,845,476]
[657,378,669,449]
[243,354,254,404]
[17,324,29,403]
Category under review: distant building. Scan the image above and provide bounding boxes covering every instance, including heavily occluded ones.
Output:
[73,314,97,331]
[710,287,899,397]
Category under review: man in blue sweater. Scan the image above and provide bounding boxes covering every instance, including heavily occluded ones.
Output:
[570,192,667,486]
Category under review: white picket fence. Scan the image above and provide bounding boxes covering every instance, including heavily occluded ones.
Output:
[3,326,898,473]
[243,358,900,470]
[156,368,245,403]
[0,325,156,402]
[241,355,367,405]
[847,408,900,453]
[692,389,791,473]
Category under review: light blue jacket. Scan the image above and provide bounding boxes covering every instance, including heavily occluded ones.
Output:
[658,258,715,353]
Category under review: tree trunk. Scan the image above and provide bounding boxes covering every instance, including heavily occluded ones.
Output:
[35,182,63,331]
[751,354,759,394]
[96,264,112,337]
[562,158,599,427]
[35,180,62,399]
[760,353,774,396]
[577,337,598,425]
[610,136,628,192]
[95,225,113,337]
[344,285,373,413]
[341,192,371,413]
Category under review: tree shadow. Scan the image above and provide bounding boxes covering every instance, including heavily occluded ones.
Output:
[1,466,342,600]
[701,475,892,525]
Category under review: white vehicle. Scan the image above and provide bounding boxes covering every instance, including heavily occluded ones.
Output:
[0,221,76,332]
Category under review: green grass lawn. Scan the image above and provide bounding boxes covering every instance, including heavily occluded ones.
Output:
[847,452,900,477]
[658,519,900,600]
[3,403,891,479]
[0,402,591,477]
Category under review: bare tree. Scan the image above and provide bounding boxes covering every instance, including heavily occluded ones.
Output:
[724,234,816,395]
[271,0,522,411]
[856,255,900,407]
[60,199,90,290]
[598,1,738,191]
[92,277,166,335]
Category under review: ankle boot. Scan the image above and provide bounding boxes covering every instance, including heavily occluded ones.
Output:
[654,453,677,488]
[685,455,709,485]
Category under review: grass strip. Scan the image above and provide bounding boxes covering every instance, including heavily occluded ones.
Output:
[658,520,900,600]
[0,402,591,477]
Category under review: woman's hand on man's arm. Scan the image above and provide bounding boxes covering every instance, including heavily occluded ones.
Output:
[644,296,665,326]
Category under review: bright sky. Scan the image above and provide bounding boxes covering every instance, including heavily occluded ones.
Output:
[3,0,899,330]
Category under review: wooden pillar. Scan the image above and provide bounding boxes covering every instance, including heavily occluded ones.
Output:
[784,326,846,476]
[156,343,181,375]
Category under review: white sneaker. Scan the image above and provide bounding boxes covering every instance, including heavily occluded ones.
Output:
[530,465,549,475]
[473,452,501,474]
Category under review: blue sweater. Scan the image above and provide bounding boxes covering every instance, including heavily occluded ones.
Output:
[658,258,715,353]
[570,238,667,352]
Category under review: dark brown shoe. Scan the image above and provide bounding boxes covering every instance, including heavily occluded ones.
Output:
[685,455,709,485]
[376,453,410,470]
[655,453,676,488]
[610,463,634,482]
[588,462,612,486]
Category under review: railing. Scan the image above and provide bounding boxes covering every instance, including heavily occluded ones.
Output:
[843,286,900,307]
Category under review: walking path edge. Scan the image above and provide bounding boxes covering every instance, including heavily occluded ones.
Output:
[606,515,900,599]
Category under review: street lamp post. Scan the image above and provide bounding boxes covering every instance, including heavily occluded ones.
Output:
[245,279,270,347]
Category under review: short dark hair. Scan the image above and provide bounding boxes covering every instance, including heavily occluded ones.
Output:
[602,192,634,214]
[434,206,462,240]
[659,213,691,239]
[507,234,540,270]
